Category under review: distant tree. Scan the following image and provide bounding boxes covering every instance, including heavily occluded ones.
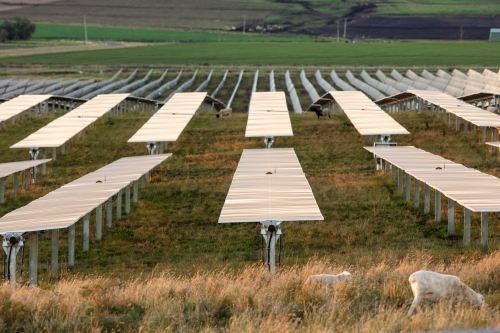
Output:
[0,17,36,42]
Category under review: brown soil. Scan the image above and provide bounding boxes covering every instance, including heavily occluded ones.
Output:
[303,16,500,40]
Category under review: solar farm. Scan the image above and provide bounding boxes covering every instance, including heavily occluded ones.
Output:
[1,65,500,331]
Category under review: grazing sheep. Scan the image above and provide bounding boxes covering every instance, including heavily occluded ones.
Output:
[313,107,331,119]
[407,270,484,316]
[306,271,351,288]
[216,108,232,118]
[486,106,499,114]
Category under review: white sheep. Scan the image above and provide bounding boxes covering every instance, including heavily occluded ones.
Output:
[407,270,484,316]
[306,271,351,288]
[216,108,232,118]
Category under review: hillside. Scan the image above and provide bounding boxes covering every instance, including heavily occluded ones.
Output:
[0,0,499,39]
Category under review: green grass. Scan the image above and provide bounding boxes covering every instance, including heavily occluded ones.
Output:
[32,24,314,42]
[2,41,500,66]
[376,0,500,16]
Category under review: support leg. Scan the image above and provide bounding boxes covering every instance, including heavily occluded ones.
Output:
[29,233,38,286]
[481,212,489,250]
[125,185,131,214]
[51,229,59,279]
[68,224,75,268]
[464,208,471,246]
[435,190,441,222]
[83,213,90,252]
[52,147,57,161]
[116,190,122,220]
[448,198,455,235]
[96,204,102,241]
[398,169,403,195]
[424,184,430,214]
[414,179,420,208]
[13,172,19,195]
[406,174,411,202]
[0,177,5,204]
[106,197,112,228]
[133,180,138,202]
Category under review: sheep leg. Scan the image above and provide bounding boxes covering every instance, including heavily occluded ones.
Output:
[407,295,421,316]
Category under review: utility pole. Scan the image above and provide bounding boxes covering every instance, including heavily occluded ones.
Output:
[84,15,88,45]
[242,15,247,34]
[337,20,339,42]
[343,18,347,39]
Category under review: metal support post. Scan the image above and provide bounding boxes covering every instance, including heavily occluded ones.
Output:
[96,204,102,241]
[52,147,57,161]
[125,185,131,214]
[481,212,489,250]
[435,190,442,221]
[133,180,138,202]
[406,174,411,202]
[83,213,90,251]
[116,190,122,220]
[482,127,487,142]
[68,223,75,267]
[29,233,38,286]
[51,229,59,279]
[398,169,403,195]
[414,179,420,208]
[424,184,430,214]
[2,233,24,283]
[140,174,146,189]
[29,147,39,182]
[147,142,157,155]
[261,221,282,274]
[448,198,455,235]
[106,197,112,227]
[464,208,471,246]
[23,169,30,190]
[391,165,396,182]
[42,148,46,173]
[13,172,19,195]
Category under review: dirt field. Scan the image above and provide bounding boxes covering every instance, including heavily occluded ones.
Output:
[304,16,500,40]
[0,0,498,40]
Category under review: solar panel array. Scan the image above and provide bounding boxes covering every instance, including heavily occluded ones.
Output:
[245,92,293,137]
[365,146,500,212]
[0,94,52,122]
[218,148,323,223]
[12,94,129,149]
[407,90,500,127]
[325,91,410,136]
[0,154,171,234]
[128,92,207,143]
[0,159,51,178]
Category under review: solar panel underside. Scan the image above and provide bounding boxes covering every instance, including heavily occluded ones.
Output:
[0,159,51,178]
[0,154,171,234]
[365,146,500,212]
[218,148,323,223]
[408,90,500,127]
[11,94,129,149]
[128,92,207,143]
[245,92,293,137]
[328,91,410,136]
[0,95,52,121]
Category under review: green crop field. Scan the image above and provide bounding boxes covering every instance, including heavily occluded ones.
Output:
[2,41,500,67]
[32,24,313,43]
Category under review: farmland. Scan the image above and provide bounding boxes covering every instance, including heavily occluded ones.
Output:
[2,41,500,67]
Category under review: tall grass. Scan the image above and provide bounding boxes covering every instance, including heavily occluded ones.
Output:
[1,252,500,332]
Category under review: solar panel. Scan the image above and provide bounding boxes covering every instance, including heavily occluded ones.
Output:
[0,94,52,122]
[128,92,207,144]
[0,159,51,178]
[245,92,293,138]
[218,148,323,223]
[11,94,129,149]
[0,154,171,234]
[328,91,410,136]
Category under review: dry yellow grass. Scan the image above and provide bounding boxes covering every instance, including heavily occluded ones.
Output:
[2,252,500,332]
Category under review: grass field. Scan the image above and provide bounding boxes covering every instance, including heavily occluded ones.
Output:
[0,101,500,331]
[2,41,500,66]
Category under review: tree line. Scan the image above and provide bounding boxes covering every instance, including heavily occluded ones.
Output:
[0,17,36,42]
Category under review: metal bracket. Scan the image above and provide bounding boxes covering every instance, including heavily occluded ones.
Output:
[260,220,282,273]
[2,232,24,282]
[264,136,274,149]
[29,147,39,182]
[146,142,157,155]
